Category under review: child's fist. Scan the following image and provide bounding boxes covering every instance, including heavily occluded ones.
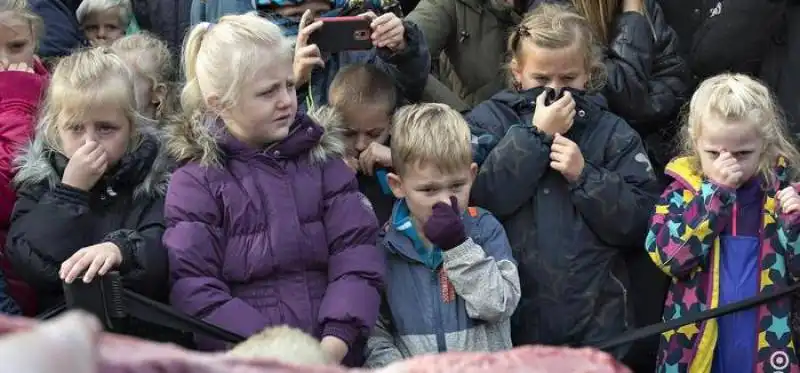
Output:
[708,151,743,188]
[423,196,467,251]
[778,185,800,214]
[550,133,584,183]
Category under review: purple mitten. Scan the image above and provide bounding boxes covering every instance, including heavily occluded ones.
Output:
[423,196,467,251]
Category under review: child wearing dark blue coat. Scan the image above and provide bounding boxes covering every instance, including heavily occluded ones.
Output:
[466,3,661,358]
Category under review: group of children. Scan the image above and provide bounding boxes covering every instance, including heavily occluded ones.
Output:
[1,0,800,371]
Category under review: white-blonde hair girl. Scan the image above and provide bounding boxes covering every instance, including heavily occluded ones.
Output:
[680,73,800,182]
[112,32,178,121]
[0,0,44,43]
[172,13,292,166]
[21,47,143,185]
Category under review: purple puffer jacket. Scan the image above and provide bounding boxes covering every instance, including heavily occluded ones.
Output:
[163,110,384,366]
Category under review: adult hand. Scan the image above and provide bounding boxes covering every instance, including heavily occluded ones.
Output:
[294,10,325,87]
[61,140,108,191]
[532,90,575,135]
[361,11,406,52]
[60,242,123,284]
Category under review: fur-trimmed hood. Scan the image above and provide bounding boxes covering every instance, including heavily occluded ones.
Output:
[13,124,172,198]
[165,107,346,167]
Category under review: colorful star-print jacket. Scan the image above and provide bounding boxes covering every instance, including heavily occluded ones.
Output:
[646,156,800,373]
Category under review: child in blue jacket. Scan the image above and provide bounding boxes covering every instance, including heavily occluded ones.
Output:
[365,104,520,367]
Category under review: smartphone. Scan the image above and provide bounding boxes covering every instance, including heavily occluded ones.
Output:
[309,16,373,53]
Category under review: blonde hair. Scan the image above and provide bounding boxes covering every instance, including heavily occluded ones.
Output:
[38,47,141,154]
[508,2,606,91]
[0,0,45,44]
[569,0,620,44]
[228,326,332,366]
[329,64,398,113]
[390,103,472,176]
[76,0,132,26]
[175,13,292,165]
[112,32,178,120]
[680,73,800,182]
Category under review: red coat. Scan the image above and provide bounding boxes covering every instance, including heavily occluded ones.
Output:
[0,59,49,316]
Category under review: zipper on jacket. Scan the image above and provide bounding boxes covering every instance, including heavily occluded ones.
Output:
[609,271,630,330]
[432,269,447,353]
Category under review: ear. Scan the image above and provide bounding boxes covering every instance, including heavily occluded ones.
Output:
[152,83,168,105]
[510,58,522,88]
[469,162,478,181]
[387,172,406,199]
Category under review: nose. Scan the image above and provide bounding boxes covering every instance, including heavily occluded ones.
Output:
[83,130,98,144]
[276,86,293,109]
[354,135,370,153]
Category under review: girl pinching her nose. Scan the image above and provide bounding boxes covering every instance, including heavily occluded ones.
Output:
[647,73,800,373]
[5,48,172,338]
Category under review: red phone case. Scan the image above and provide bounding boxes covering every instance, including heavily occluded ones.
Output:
[309,16,373,53]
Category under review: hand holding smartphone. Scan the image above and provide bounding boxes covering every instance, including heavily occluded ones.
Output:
[309,16,374,53]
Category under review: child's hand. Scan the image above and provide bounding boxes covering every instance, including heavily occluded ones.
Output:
[294,10,325,87]
[423,196,467,251]
[361,11,407,52]
[60,242,123,284]
[61,140,108,191]
[357,142,392,176]
[0,58,34,73]
[708,151,743,188]
[550,133,584,183]
[778,186,800,214]
[320,336,348,363]
[532,90,575,135]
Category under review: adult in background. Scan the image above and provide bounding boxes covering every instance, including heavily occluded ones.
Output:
[28,0,86,62]
[659,0,800,137]
[128,0,192,56]
[407,0,543,111]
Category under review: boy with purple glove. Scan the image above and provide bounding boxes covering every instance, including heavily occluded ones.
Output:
[364,103,521,368]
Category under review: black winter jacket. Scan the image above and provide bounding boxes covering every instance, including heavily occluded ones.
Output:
[5,130,172,340]
[466,87,661,357]
[131,0,193,57]
[684,0,800,135]
[603,0,692,167]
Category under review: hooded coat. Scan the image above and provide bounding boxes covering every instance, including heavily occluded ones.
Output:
[162,109,384,367]
[5,125,172,340]
[467,87,661,357]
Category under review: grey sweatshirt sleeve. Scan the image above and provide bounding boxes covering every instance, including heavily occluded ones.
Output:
[442,212,521,323]
[364,310,404,368]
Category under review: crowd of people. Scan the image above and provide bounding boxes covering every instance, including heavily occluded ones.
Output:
[0,0,799,372]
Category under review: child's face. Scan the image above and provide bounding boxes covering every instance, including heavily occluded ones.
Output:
[341,104,391,158]
[695,117,764,184]
[511,41,589,91]
[82,10,124,47]
[388,161,478,226]
[0,13,35,66]
[58,104,131,166]
[221,57,297,146]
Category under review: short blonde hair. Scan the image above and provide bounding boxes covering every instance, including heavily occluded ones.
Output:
[38,47,141,154]
[508,2,606,91]
[112,32,178,120]
[175,13,292,165]
[75,0,132,25]
[0,0,45,43]
[680,73,800,182]
[329,64,398,114]
[390,103,472,176]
